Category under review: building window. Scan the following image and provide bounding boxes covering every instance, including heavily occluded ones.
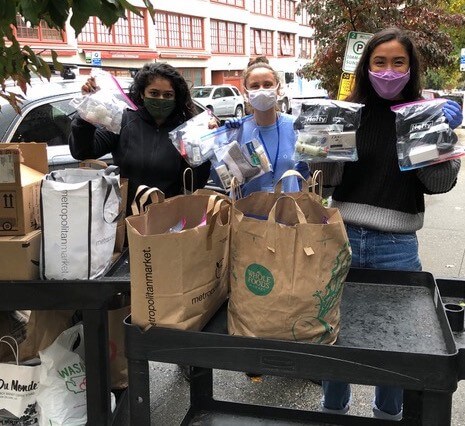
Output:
[299,37,312,59]
[252,0,273,15]
[277,0,295,20]
[79,10,148,46]
[155,12,203,49]
[278,32,295,56]
[211,20,244,54]
[298,7,311,26]
[250,28,273,56]
[15,15,65,42]
[179,68,204,87]
[211,0,244,6]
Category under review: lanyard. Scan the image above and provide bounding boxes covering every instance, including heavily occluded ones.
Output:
[258,118,280,184]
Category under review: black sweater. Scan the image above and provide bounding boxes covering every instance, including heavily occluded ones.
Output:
[333,98,427,214]
[69,108,211,209]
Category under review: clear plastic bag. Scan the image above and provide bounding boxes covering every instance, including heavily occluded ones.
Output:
[391,98,465,170]
[169,110,216,166]
[70,69,137,134]
[210,123,272,189]
[291,99,363,162]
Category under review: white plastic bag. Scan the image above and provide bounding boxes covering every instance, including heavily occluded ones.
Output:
[70,70,137,133]
[36,324,86,426]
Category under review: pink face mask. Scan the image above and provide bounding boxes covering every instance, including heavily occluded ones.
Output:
[368,69,410,100]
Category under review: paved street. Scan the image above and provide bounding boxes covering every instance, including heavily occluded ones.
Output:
[137,129,465,425]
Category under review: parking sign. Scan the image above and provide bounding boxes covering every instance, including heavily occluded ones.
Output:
[91,51,102,66]
[342,31,373,73]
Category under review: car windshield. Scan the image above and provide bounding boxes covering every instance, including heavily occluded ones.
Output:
[192,88,212,98]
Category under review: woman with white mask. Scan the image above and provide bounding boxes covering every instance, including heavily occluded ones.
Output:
[224,56,309,196]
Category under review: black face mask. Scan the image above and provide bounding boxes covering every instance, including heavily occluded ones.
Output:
[143,98,176,120]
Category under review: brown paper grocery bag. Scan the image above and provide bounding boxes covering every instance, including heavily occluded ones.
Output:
[228,192,351,344]
[126,188,230,331]
[108,305,130,389]
[19,310,75,361]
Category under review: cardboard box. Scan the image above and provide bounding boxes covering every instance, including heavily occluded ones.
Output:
[0,229,41,280]
[0,143,48,236]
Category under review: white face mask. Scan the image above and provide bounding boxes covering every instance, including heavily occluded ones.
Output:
[247,88,277,111]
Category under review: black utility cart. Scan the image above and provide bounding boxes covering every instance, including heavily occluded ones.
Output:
[120,268,465,426]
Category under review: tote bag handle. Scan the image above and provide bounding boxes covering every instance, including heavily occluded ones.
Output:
[0,336,19,365]
[309,169,323,199]
[205,197,231,250]
[131,185,165,215]
[273,170,310,194]
[265,195,314,256]
[101,166,123,224]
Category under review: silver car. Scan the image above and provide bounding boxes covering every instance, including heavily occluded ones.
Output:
[192,84,244,119]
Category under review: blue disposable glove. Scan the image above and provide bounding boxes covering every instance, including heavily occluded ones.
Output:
[224,117,243,129]
[443,100,463,130]
[294,161,311,180]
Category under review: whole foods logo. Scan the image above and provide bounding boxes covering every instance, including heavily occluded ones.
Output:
[245,264,274,296]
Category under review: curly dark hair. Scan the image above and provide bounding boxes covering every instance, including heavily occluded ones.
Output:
[128,62,197,121]
[347,27,422,104]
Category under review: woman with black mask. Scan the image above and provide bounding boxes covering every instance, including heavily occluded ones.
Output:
[69,62,216,208]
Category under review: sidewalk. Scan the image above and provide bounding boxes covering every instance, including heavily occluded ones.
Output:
[143,131,465,425]
[417,127,465,426]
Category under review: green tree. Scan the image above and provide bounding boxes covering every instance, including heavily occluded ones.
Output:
[0,0,155,112]
[297,0,465,97]
[447,0,465,89]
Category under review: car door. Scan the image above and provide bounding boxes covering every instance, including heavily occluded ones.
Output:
[220,87,235,116]
[212,87,226,116]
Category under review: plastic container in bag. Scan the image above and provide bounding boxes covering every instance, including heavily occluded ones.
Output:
[291,99,363,162]
[169,110,217,166]
[206,117,272,189]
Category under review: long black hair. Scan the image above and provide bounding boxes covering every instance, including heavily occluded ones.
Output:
[347,27,422,104]
[128,62,196,121]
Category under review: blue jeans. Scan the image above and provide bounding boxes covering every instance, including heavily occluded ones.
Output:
[322,224,422,415]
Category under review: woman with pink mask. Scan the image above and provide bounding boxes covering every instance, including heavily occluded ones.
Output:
[320,27,462,420]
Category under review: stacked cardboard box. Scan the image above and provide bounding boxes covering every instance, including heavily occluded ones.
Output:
[0,143,48,280]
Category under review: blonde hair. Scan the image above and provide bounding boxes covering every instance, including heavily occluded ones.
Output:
[243,56,280,89]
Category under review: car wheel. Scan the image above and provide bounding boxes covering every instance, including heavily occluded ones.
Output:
[280,98,289,113]
[235,105,244,118]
